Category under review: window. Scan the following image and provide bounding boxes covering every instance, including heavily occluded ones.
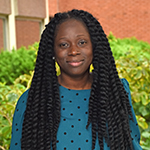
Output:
[0,16,9,51]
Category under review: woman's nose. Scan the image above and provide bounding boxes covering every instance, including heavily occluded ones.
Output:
[68,45,80,56]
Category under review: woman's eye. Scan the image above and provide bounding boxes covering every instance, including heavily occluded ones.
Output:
[78,40,87,46]
[59,43,69,48]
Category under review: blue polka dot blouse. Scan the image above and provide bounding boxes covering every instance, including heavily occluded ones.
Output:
[10,78,143,150]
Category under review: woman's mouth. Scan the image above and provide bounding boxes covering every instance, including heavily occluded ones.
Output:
[67,60,83,67]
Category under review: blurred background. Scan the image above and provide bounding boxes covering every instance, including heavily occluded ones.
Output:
[0,0,150,51]
[0,0,150,150]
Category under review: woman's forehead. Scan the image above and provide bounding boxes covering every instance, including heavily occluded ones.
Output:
[54,19,89,38]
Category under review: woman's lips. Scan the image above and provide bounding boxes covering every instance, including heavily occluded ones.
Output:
[67,60,83,67]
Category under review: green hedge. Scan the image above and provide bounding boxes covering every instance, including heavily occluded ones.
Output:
[108,34,150,149]
[0,82,26,150]
[0,35,150,150]
[0,43,38,85]
[108,32,150,60]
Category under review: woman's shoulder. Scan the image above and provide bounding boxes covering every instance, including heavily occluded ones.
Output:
[120,78,130,93]
[120,78,142,149]
[17,89,29,104]
[10,89,29,150]
[13,89,29,118]
[15,89,29,108]
[120,78,129,86]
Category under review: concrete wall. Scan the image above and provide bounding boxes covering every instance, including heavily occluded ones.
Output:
[16,0,46,18]
[0,0,11,15]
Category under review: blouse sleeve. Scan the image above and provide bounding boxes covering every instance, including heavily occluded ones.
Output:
[9,90,29,150]
[121,78,143,150]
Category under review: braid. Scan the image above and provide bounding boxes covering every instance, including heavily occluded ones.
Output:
[44,22,56,149]
[21,9,134,150]
[70,10,134,150]
[21,18,60,149]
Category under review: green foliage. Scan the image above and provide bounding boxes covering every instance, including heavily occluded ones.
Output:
[0,43,38,85]
[108,32,150,60]
[141,130,150,150]
[0,37,150,149]
[0,43,38,150]
[108,34,150,149]
[0,82,26,150]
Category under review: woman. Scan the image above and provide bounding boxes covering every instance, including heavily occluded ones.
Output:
[10,9,142,150]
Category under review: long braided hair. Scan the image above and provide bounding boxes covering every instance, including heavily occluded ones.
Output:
[21,9,133,150]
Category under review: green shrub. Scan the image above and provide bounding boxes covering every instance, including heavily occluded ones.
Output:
[0,36,150,150]
[0,82,26,150]
[109,34,150,149]
[115,52,150,149]
[0,43,38,85]
[108,32,150,60]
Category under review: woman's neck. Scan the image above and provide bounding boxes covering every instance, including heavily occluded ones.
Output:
[58,73,93,90]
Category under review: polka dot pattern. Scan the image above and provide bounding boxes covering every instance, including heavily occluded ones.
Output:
[9,89,29,150]
[57,86,92,149]
[9,79,142,150]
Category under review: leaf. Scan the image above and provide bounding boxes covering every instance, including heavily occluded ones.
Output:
[139,106,149,117]
[140,92,149,105]
[134,70,142,79]
[142,132,150,138]
[141,146,150,150]
[1,126,11,136]
[136,115,148,129]
[6,93,18,102]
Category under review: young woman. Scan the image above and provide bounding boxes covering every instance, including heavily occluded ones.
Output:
[10,9,142,150]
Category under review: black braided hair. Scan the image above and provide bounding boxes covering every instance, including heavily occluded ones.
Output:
[21,9,134,150]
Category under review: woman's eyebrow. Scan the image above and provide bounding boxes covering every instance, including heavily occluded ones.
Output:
[76,34,86,37]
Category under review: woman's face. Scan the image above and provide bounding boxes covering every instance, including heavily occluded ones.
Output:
[54,19,93,78]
